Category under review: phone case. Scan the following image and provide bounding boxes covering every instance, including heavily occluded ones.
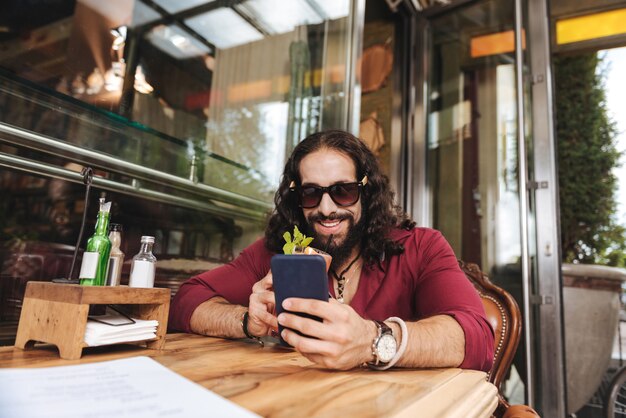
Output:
[271,254,329,346]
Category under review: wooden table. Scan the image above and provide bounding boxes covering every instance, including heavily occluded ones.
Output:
[0,333,498,418]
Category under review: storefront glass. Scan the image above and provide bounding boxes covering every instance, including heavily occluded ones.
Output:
[424,0,527,400]
[0,0,358,345]
[0,0,353,201]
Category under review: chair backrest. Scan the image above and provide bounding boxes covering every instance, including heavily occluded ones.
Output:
[458,260,522,389]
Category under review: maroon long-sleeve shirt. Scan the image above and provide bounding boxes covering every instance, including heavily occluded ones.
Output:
[169,227,494,371]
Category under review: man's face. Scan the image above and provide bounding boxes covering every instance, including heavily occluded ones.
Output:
[298,148,363,254]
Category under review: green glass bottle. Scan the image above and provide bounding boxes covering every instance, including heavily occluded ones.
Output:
[79,198,112,286]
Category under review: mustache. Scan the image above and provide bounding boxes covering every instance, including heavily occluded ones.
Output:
[307,213,352,223]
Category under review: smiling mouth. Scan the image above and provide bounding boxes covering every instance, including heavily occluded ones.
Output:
[319,220,341,228]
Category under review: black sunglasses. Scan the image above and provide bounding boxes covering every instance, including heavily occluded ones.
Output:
[289,176,368,208]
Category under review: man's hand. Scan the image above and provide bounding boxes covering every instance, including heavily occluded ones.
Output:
[247,271,279,337]
[277,298,377,370]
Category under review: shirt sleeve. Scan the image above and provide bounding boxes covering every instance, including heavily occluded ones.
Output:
[168,239,273,333]
[413,229,495,372]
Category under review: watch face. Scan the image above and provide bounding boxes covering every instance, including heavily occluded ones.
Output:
[376,333,397,363]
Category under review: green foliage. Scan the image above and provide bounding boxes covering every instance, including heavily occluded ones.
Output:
[555,53,626,267]
[282,225,314,254]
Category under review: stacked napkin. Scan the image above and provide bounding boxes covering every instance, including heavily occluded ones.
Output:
[84,309,158,346]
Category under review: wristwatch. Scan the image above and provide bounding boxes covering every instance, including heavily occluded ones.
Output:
[369,320,397,366]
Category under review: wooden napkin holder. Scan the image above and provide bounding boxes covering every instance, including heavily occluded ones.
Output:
[15,282,170,360]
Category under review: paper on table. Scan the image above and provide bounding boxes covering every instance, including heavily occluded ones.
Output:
[85,332,158,346]
[0,356,259,418]
[84,311,158,346]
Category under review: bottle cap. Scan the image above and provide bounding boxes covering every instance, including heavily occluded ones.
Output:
[141,235,155,244]
[110,223,123,232]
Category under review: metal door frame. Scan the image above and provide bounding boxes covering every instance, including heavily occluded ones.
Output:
[524,0,567,414]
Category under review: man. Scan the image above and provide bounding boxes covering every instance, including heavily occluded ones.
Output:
[169,130,494,371]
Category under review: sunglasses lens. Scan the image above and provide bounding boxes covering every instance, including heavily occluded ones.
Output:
[297,182,361,208]
[330,183,360,206]
[300,186,322,208]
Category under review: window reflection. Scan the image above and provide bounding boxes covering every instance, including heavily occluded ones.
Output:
[426,0,525,400]
[0,0,353,202]
[151,0,213,14]
[0,0,356,347]
[427,0,521,275]
[185,8,263,49]
[145,24,211,59]
[238,0,326,35]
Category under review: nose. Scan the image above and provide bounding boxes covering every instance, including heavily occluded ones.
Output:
[317,190,338,216]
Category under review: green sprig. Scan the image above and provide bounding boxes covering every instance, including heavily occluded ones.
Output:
[282,225,314,254]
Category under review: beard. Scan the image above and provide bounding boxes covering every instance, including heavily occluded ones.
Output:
[304,212,366,270]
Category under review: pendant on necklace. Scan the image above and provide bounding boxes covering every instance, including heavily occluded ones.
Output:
[331,253,360,305]
[337,278,346,304]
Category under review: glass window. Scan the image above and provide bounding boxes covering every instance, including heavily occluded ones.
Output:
[0,0,357,346]
[0,0,353,202]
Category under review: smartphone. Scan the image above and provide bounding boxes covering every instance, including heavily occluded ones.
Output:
[271,254,329,347]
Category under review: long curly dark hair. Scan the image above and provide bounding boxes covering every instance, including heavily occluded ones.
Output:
[264,130,415,266]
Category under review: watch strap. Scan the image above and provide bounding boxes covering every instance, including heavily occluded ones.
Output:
[376,320,393,336]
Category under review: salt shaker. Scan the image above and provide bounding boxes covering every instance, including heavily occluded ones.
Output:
[129,235,157,288]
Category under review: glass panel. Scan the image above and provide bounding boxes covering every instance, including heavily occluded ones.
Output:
[311,0,351,20]
[130,2,162,27]
[426,0,526,400]
[237,0,324,35]
[0,0,355,203]
[153,0,213,14]
[0,0,359,346]
[185,8,264,49]
[145,24,212,59]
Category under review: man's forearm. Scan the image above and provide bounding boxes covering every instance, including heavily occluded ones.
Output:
[189,296,247,338]
[391,315,465,368]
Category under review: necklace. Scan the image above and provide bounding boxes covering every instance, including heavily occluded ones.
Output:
[330,253,361,304]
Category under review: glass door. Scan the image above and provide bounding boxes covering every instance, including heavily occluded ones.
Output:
[423,0,529,401]
[413,0,566,415]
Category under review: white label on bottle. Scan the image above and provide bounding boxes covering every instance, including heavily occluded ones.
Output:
[129,261,155,288]
[78,252,99,279]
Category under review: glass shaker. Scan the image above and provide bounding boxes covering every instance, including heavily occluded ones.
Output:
[129,235,157,288]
